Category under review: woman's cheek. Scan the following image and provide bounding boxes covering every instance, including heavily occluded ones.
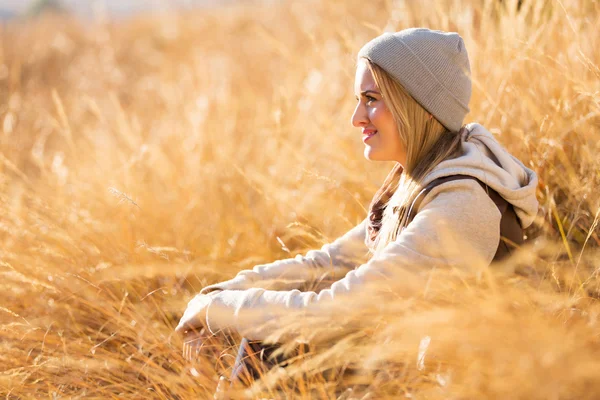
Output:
[369,107,381,122]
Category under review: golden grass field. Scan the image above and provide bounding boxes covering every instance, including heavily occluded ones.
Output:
[1,0,599,398]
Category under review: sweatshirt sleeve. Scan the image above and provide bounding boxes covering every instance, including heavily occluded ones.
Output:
[199,219,369,294]
[187,180,501,340]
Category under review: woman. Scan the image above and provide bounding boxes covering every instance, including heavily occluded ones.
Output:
[175,28,539,385]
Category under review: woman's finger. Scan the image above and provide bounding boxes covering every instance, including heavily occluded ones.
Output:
[184,337,196,361]
[183,341,190,360]
[183,333,206,361]
[194,340,201,359]
[184,341,193,361]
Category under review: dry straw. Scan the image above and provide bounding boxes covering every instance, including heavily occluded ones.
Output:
[0,0,599,398]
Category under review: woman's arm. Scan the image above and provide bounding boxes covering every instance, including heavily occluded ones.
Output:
[199,219,369,294]
[176,179,501,338]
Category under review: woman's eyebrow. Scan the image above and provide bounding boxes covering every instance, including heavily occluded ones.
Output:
[359,90,381,97]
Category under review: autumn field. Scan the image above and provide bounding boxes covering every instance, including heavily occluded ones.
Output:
[1,0,599,398]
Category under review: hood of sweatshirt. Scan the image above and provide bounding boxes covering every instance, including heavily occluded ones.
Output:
[422,122,539,229]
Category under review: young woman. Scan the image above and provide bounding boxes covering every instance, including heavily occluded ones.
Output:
[175,28,539,384]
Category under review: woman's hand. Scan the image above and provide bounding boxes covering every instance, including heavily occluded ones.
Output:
[182,327,215,361]
[177,290,224,361]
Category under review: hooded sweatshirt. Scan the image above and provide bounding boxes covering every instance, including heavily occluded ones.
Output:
[175,123,539,340]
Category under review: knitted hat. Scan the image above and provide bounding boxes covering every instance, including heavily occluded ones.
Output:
[357,28,472,132]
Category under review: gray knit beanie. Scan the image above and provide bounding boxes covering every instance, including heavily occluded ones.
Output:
[357,28,472,132]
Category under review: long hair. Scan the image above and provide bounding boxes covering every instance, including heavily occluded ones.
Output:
[364,58,464,255]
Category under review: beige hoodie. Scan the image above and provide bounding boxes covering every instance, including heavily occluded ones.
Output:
[175,123,539,340]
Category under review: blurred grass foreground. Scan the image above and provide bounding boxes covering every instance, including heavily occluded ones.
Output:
[1,0,600,398]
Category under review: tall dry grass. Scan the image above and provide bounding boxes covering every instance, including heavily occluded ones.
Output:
[0,0,599,398]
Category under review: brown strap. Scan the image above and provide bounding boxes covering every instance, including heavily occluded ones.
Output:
[408,175,523,262]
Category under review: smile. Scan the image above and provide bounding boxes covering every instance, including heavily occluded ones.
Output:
[362,130,378,142]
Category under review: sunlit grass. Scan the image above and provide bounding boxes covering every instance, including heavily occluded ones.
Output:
[1,0,599,398]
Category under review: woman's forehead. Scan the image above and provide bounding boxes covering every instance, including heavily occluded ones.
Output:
[354,62,378,94]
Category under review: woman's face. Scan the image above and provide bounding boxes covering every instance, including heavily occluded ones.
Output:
[351,60,406,165]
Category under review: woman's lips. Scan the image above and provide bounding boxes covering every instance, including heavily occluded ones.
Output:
[363,130,378,142]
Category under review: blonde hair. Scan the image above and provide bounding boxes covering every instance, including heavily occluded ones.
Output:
[364,59,464,255]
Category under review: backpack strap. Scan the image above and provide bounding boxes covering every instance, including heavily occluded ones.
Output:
[407,175,523,262]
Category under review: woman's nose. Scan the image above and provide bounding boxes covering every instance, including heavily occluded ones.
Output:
[351,102,368,127]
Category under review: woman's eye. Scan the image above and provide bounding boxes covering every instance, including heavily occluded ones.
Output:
[355,95,377,105]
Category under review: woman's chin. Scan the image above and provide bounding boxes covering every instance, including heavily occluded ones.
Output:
[364,151,401,164]
[364,148,383,161]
